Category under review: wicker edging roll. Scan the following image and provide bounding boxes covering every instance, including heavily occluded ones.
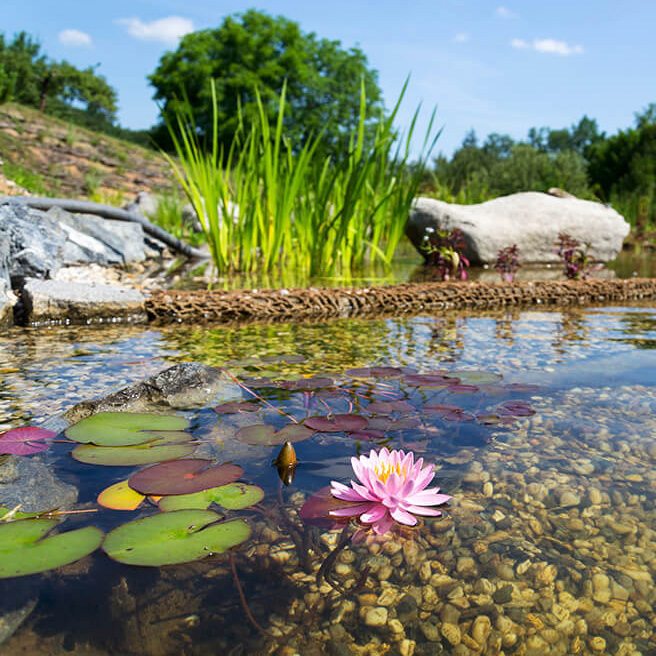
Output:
[145,278,656,325]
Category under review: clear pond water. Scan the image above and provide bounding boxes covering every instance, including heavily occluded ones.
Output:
[0,304,655,655]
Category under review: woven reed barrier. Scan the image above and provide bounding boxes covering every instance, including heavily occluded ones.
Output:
[146,278,656,325]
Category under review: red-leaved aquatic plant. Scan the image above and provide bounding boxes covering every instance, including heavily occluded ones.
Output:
[329,447,451,534]
[494,245,521,282]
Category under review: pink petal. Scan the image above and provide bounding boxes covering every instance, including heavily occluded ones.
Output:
[402,504,443,517]
[406,490,451,506]
[350,481,378,501]
[330,502,375,517]
[330,481,369,502]
[390,507,418,526]
[359,504,388,523]
[372,512,394,535]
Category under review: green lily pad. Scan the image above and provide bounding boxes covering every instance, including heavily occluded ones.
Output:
[234,423,313,446]
[65,412,190,447]
[158,483,264,512]
[72,438,196,466]
[450,370,503,385]
[0,519,103,578]
[102,510,250,566]
[129,459,243,496]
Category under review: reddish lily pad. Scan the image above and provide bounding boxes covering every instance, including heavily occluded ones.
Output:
[65,412,190,447]
[278,376,334,390]
[103,510,250,566]
[214,402,260,415]
[304,414,368,433]
[447,383,480,394]
[299,486,356,528]
[239,377,276,389]
[158,483,264,512]
[497,400,536,417]
[366,400,415,414]
[345,366,404,378]
[423,403,463,417]
[442,410,476,422]
[234,423,313,446]
[129,459,243,496]
[347,428,386,441]
[404,373,457,388]
[0,427,56,455]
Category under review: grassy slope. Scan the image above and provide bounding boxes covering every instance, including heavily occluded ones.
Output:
[0,103,173,204]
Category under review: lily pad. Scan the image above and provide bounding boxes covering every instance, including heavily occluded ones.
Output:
[304,414,368,433]
[213,402,260,415]
[450,370,503,385]
[447,383,480,394]
[72,437,196,466]
[234,423,313,446]
[65,412,190,447]
[97,480,147,510]
[423,403,463,416]
[345,366,404,378]
[158,483,264,512]
[497,400,536,417]
[129,459,243,496]
[404,373,457,388]
[299,487,356,529]
[366,400,415,414]
[475,413,517,426]
[278,376,334,390]
[103,510,250,566]
[0,426,57,455]
[0,519,103,578]
[347,428,386,441]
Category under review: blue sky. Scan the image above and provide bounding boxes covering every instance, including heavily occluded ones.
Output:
[9,1,656,157]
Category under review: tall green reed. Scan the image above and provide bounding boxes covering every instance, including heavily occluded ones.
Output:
[163,78,439,276]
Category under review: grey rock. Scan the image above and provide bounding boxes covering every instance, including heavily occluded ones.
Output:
[63,362,242,423]
[0,456,78,511]
[0,278,15,330]
[0,580,38,646]
[406,192,630,265]
[46,207,145,265]
[124,191,159,218]
[20,278,147,326]
[0,202,67,286]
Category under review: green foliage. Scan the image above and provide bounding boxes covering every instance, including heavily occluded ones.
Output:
[149,9,383,157]
[587,119,656,229]
[165,78,438,276]
[2,161,52,195]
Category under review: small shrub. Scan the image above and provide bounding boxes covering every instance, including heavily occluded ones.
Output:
[422,227,469,281]
[494,245,521,282]
[554,233,589,279]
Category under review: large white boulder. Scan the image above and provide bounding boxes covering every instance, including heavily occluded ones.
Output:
[406,192,630,265]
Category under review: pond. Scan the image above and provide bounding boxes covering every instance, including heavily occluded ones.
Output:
[0,304,655,655]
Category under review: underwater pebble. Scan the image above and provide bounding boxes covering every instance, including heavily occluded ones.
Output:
[440,622,461,646]
[364,606,388,627]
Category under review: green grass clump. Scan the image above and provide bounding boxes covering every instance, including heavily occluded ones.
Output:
[163,79,439,276]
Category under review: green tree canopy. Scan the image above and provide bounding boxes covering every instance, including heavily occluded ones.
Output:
[148,9,384,155]
[0,31,117,127]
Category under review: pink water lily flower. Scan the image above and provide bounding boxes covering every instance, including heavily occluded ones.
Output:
[329,447,451,535]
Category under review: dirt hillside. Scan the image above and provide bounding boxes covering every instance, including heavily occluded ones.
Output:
[0,103,173,203]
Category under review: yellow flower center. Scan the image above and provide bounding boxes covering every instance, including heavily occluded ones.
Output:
[374,462,407,484]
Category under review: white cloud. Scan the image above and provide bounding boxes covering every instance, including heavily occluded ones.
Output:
[116,16,194,46]
[58,29,92,47]
[496,6,518,19]
[510,38,528,49]
[534,39,584,55]
[453,32,470,43]
[511,38,584,56]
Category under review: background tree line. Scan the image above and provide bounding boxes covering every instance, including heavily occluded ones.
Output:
[0,11,654,229]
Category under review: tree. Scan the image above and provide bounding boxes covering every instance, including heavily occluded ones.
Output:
[148,9,384,155]
[0,31,117,127]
